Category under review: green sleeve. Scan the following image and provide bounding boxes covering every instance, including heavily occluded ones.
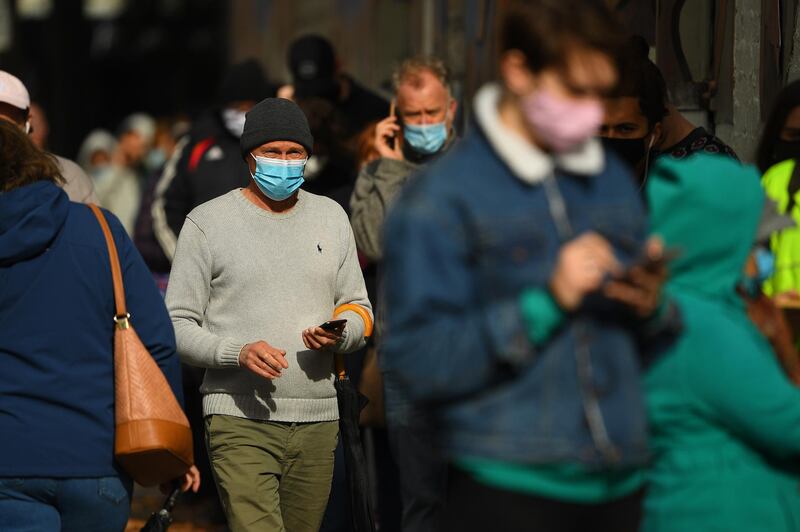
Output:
[455,458,643,504]
[519,288,565,346]
[688,319,800,458]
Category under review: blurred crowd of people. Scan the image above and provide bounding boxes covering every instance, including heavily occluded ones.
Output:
[6,0,800,531]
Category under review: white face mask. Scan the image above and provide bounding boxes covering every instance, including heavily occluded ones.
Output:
[303,155,329,180]
[222,108,247,138]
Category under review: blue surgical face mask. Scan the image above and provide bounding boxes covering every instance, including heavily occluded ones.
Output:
[754,246,775,284]
[742,246,775,297]
[250,154,306,201]
[403,121,448,155]
[144,148,167,172]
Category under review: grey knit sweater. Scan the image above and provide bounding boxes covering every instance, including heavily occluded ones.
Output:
[166,188,372,422]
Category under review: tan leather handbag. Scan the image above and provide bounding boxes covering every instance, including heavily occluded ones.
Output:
[90,204,194,486]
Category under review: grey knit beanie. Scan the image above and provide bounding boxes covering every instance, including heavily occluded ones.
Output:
[240,98,314,158]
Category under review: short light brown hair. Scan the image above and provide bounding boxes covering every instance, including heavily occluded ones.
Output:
[392,56,452,95]
[0,119,63,192]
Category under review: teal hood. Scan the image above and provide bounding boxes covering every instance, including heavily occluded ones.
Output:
[647,154,763,299]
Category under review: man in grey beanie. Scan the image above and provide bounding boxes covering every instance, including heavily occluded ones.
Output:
[166,97,373,532]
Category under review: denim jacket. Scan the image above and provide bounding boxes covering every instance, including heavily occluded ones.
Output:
[381,84,675,467]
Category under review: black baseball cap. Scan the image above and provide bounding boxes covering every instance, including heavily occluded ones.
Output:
[288,35,338,99]
[220,59,272,105]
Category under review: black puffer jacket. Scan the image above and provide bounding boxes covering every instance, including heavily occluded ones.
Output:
[152,111,251,260]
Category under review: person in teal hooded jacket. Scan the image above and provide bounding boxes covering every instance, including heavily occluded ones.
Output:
[643,153,800,532]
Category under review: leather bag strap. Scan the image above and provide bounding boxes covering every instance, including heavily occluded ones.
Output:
[88,204,129,324]
[333,304,374,381]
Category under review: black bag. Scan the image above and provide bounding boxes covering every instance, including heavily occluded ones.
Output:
[140,487,181,532]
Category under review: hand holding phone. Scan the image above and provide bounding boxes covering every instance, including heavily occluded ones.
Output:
[302,320,346,351]
[374,99,404,161]
[320,319,347,333]
[604,239,677,318]
[619,247,681,282]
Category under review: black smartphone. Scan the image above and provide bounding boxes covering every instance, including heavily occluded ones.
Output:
[387,98,400,150]
[630,247,681,271]
[619,247,681,282]
[320,319,347,332]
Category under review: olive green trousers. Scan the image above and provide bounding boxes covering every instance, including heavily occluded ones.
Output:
[205,414,339,532]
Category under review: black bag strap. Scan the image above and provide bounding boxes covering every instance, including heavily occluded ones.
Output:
[786,159,800,213]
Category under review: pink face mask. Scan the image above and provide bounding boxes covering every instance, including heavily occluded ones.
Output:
[521,87,604,153]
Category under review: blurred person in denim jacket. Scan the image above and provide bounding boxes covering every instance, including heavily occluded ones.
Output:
[381,2,680,531]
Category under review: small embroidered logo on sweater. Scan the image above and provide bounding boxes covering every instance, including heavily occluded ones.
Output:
[317,243,323,253]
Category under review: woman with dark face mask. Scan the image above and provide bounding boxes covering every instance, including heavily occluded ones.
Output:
[756,80,800,173]
[758,81,800,298]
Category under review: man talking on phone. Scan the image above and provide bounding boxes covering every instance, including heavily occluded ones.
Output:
[166,97,372,532]
[349,56,458,532]
[350,56,458,262]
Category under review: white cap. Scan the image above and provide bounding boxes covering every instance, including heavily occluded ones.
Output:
[0,71,30,111]
[77,129,118,170]
[118,113,156,145]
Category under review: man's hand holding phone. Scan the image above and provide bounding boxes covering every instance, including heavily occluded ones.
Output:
[549,232,622,311]
[302,320,346,351]
[604,237,673,318]
[374,100,404,161]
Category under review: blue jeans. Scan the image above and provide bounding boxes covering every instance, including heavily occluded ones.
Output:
[0,476,132,532]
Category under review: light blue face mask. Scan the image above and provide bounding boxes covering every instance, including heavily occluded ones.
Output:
[250,154,306,201]
[742,246,776,297]
[754,246,775,284]
[144,148,167,172]
[403,121,448,155]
